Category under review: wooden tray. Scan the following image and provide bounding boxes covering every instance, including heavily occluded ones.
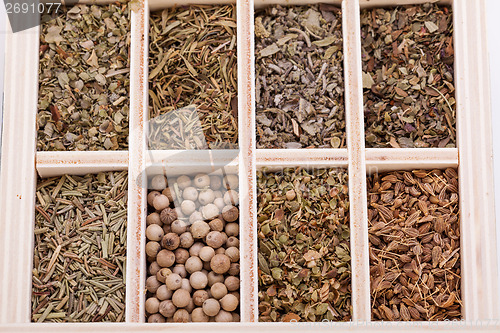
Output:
[1,0,499,331]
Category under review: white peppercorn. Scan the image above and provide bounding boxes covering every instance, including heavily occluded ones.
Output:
[206,231,225,248]
[194,173,210,188]
[146,212,162,226]
[189,242,204,257]
[198,189,215,205]
[210,282,228,300]
[160,207,177,225]
[157,249,175,267]
[214,197,225,211]
[183,186,198,201]
[225,247,239,262]
[173,308,190,322]
[177,175,191,189]
[191,307,209,322]
[223,190,239,205]
[202,204,219,220]
[210,176,223,190]
[189,211,204,224]
[147,191,161,207]
[181,200,196,215]
[192,290,209,306]
[228,263,240,276]
[151,175,167,191]
[190,271,208,289]
[222,205,239,222]
[215,309,233,322]
[165,273,182,290]
[170,219,188,234]
[190,221,210,239]
[210,254,231,274]
[156,285,172,301]
[148,313,166,323]
[172,264,187,278]
[145,241,161,258]
[199,246,215,262]
[209,218,224,232]
[220,294,239,312]
[153,194,170,211]
[224,276,240,291]
[207,271,224,287]
[172,289,191,308]
[159,300,176,318]
[226,236,239,248]
[146,224,164,242]
[145,297,160,314]
[202,298,220,317]
[223,175,239,190]
[146,276,161,293]
[185,256,203,273]
[174,248,189,264]
[181,278,192,293]
[156,267,172,283]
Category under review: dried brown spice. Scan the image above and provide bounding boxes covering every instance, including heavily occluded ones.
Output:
[257,168,351,322]
[148,5,238,150]
[37,4,131,151]
[367,168,461,321]
[361,4,456,148]
[255,5,345,149]
[32,172,128,322]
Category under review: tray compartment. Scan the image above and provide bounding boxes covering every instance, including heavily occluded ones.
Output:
[256,166,351,322]
[36,3,131,152]
[254,2,346,149]
[32,171,128,322]
[147,3,238,150]
[143,168,241,323]
[367,167,461,321]
[360,0,456,149]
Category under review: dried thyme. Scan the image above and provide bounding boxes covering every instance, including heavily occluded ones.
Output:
[255,5,345,149]
[148,5,238,150]
[361,4,455,148]
[367,168,461,321]
[257,168,351,322]
[32,171,128,322]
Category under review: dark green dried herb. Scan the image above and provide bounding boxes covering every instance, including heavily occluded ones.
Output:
[361,4,455,148]
[255,5,345,149]
[37,4,131,151]
[257,168,351,322]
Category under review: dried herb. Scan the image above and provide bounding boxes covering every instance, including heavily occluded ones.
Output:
[32,172,128,322]
[257,168,351,322]
[367,168,461,321]
[148,5,238,150]
[37,4,131,151]
[361,4,456,148]
[255,5,345,149]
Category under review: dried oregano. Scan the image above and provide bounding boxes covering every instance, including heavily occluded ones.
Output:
[257,168,351,322]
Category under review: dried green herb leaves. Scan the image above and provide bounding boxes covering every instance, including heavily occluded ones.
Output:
[361,4,456,148]
[255,5,345,149]
[37,4,131,151]
[367,168,461,321]
[257,168,351,322]
[32,172,128,322]
[148,5,238,150]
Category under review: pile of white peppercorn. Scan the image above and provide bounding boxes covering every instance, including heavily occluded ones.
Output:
[145,173,241,322]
